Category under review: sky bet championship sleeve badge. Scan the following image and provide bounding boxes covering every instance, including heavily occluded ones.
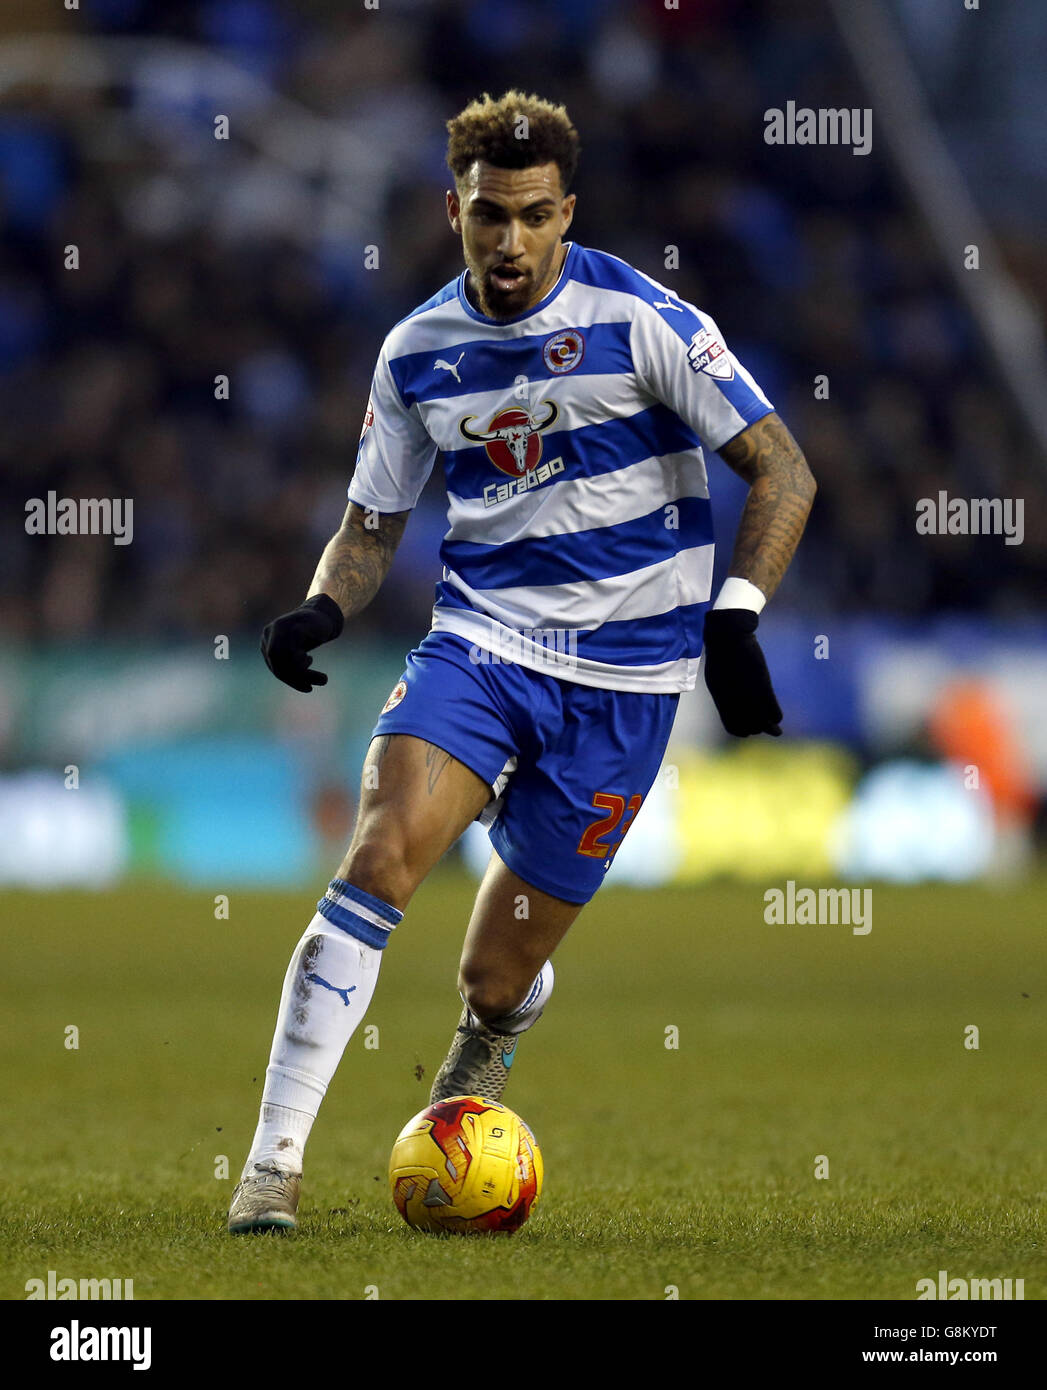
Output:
[686,326,735,381]
[542,329,585,374]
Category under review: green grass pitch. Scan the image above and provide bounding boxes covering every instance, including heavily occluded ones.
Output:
[2,871,1044,1300]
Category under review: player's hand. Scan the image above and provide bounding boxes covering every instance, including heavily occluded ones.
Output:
[260,594,344,693]
[702,608,783,737]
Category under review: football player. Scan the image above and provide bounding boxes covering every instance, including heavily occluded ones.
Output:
[229,91,815,1233]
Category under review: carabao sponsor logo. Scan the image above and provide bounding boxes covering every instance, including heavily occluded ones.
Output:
[459,401,560,477]
[482,455,565,507]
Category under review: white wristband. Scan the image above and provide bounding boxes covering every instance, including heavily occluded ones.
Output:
[712,577,766,614]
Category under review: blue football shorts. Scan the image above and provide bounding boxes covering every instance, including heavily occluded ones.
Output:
[370,630,679,905]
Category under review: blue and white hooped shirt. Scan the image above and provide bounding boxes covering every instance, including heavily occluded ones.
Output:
[348,242,774,693]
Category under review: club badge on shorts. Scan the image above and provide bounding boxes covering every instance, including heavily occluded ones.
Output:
[381,680,407,713]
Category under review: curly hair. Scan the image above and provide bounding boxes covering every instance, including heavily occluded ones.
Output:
[446,90,580,194]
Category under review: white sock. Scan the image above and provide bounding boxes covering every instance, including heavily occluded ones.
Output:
[466,960,555,1036]
[243,881,402,1176]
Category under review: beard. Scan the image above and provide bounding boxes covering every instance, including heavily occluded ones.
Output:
[474,266,532,319]
[467,245,559,320]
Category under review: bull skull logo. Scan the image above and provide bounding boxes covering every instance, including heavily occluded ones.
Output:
[459,400,559,477]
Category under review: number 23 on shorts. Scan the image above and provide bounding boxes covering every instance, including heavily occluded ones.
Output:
[576,792,643,861]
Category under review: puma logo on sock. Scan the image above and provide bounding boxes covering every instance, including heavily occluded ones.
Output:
[306,973,357,1007]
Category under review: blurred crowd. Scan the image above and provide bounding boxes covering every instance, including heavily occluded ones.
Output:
[0,0,1044,645]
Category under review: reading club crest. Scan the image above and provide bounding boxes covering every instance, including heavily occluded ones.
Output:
[542,329,585,375]
[381,679,407,713]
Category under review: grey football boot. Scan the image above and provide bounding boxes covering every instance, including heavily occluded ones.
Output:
[429,1008,520,1103]
[429,962,554,1104]
[227,1162,301,1234]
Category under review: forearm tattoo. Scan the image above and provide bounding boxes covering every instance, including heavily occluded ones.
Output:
[717,413,816,600]
[308,503,409,620]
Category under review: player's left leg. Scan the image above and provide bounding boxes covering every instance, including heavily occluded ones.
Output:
[430,675,681,1105]
[429,850,581,1102]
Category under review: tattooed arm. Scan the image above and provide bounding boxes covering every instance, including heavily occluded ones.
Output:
[717,412,816,600]
[260,502,409,691]
[307,502,409,620]
[701,412,815,736]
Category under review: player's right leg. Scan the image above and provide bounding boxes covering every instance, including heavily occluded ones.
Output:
[227,732,490,1234]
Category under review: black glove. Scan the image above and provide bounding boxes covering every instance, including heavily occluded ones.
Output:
[702,608,782,737]
[260,593,344,693]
